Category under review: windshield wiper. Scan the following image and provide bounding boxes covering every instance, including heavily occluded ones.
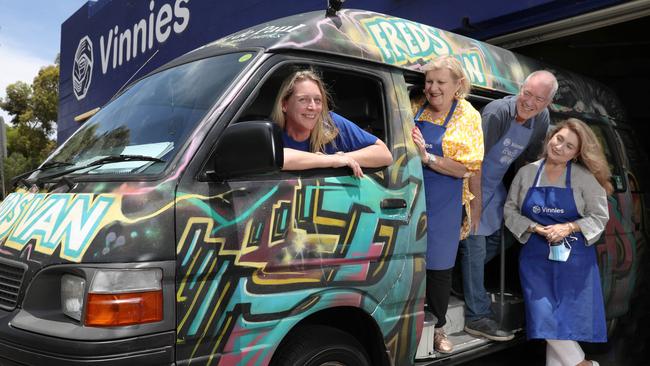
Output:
[28,155,165,185]
[11,161,74,188]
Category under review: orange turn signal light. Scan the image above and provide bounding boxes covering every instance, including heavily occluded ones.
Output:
[84,290,163,326]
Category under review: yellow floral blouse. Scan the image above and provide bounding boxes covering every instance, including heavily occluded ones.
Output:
[411,96,484,239]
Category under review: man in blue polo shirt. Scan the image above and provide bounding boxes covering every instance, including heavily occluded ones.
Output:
[461,70,558,341]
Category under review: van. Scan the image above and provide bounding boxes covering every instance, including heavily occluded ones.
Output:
[0,7,646,366]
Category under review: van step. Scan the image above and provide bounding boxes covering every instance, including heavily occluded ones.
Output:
[416,293,524,360]
[415,329,491,360]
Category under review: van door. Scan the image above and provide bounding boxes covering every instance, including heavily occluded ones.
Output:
[173,56,426,366]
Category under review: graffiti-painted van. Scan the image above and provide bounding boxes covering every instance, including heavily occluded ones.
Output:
[0,7,647,366]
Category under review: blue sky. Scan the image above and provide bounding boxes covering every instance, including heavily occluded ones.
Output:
[0,0,88,123]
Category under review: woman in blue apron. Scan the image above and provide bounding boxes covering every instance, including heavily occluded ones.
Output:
[410,56,484,353]
[504,119,613,366]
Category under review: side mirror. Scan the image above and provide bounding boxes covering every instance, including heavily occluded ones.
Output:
[213,121,284,180]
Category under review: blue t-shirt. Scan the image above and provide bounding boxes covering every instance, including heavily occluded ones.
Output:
[282,112,377,153]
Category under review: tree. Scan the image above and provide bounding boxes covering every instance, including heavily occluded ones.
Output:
[0,62,59,193]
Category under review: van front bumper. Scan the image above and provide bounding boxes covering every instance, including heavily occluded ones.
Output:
[0,314,174,366]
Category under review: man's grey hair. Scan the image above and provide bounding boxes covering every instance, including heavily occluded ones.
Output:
[522,70,559,100]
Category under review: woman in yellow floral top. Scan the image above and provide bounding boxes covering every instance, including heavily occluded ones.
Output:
[410,55,484,354]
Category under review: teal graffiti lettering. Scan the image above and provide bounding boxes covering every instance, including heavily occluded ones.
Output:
[7,194,114,261]
[461,53,487,86]
[363,18,452,65]
[0,193,30,240]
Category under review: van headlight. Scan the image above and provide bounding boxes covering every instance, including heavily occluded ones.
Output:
[61,274,86,321]
[60,269,163,326]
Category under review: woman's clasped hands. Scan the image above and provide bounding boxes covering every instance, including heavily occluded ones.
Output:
[534,223,574,244]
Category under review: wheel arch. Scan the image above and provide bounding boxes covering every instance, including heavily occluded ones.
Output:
[270,306,391,366]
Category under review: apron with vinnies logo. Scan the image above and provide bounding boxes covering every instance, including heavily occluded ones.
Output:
[415,100,463,270]
[519,160,607,342]
[477,118,535,236]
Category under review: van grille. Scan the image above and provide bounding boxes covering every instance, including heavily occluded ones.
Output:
[0,257,27,311]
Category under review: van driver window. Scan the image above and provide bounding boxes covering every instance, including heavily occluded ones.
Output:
[237,66,392,177]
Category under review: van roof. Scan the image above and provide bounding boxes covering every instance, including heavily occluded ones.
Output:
[194,9,624,122]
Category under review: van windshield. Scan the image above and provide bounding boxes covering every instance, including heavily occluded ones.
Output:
[42,52,254,177]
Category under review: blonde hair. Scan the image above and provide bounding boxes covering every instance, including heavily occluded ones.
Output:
[421,55,471,99]
[271,70,338,153]
[544,118,613,194]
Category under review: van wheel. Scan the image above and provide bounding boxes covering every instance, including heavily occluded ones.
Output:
[272,325,370,366]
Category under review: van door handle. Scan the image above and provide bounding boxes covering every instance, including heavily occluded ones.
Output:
[381,198,407,209]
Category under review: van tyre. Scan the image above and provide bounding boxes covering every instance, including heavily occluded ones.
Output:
[272,325,370,366]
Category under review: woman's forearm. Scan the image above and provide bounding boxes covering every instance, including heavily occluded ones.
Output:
[282,148,331,170]
[423,154,468,178]
[343,140,393,167]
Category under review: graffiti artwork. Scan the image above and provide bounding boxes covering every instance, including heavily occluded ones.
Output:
[0,8,645,366]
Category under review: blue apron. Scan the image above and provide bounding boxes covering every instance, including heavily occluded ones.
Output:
[477,119,535,236]
[519,160,607,342]
[415,100,462,270]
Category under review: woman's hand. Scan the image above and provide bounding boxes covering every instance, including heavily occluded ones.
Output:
[411,127,428,163]
[411,126,468,178]
[542,223,573,243]
[328,153,363,178]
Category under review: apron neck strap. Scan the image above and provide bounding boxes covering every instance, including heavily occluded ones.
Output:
[533,159,573,188]
[442,99,458,128]
[414,102,428,120]
[414,99,458,127]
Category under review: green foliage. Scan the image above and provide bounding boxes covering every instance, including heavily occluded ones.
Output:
[1,82,31,118]
[0,63,60,194]
[2,152,30,191]
[31,65,59,134]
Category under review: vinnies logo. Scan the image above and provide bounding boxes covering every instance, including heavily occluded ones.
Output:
[532,205,565,215]
[72,36,93,100]
[71,0,191,100]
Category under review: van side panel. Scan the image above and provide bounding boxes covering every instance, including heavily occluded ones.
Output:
[174,177,422,365]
